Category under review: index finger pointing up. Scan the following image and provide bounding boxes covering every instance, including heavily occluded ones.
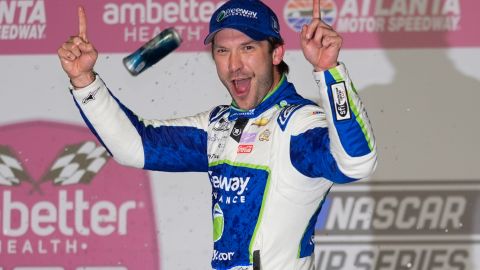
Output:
[313,0,321,19]
[78,6,88,42]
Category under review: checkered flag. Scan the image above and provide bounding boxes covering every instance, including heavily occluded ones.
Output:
[0,145,32,186]
[40,141,111,186]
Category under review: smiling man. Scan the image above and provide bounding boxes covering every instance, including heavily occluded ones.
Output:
[58,0,377,269]
[212,28,281,110]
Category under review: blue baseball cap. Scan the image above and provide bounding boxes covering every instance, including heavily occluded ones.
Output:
[204,0,283,45]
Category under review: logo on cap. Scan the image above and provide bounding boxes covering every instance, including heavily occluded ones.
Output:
[217,8,259,22]
[271,16,280,33]
[217,10,227,22]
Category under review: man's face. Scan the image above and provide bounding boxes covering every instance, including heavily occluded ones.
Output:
[212,29,281,110]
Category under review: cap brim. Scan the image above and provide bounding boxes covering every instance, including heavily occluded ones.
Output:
[204,29,222,45]
[203,25,274,45]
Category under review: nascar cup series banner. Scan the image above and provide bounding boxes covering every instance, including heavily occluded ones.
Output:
[314,180,480,270]
[0,0,479,55]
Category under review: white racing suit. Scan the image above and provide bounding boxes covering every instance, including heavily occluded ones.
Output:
[70,63,377,270]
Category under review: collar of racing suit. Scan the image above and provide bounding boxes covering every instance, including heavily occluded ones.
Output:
[228,74,312,121]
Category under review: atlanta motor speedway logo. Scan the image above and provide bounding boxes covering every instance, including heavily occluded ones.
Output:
[314,179,479,269]
[284,0,338,32]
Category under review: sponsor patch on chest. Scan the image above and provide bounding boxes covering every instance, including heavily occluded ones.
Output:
[237,144,253,154]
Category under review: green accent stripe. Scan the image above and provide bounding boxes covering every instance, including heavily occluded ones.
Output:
[297,187,331,258]
[329,67,373,151]
[209,160,270,170]
[297,227,308,258]
[329,67,343,83]
[348,82,374,151]
[296,205,319,258]
[262,74,286,101]
[208,160,272,263]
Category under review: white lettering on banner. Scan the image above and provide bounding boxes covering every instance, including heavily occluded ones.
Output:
[1,190,137,237]
[339,0,460,17]
[387,15,460,32]
[0,24,46,40]
[332,0,461,33]
[103,0,225,25]
[11,267,64,270]
[0,266,128,269]
[0,239,79,255]
[124,25,204,42]
[315,245,469,270]
[325,195,466,231]
[0,0,46,24]
[337,17,386,33]
[337,15,460,33]
[0,0,46,40]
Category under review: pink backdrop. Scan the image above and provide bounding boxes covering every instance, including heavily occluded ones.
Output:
[0,121,159,270]
[0,0,477,55]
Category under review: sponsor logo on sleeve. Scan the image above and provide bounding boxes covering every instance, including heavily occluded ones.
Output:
[277,104,303,131]
[331,82,351,121]
[82,87,100,105]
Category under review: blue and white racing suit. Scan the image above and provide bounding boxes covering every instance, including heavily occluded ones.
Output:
[70,63,377,270]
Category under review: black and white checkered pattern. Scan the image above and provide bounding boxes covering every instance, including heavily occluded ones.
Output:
[0,145,31,186]
[41,141,111,186]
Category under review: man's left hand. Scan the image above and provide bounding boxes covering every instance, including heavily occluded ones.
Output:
[301,0,342,72]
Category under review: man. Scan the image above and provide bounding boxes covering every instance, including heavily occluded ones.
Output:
[58,0,377,269]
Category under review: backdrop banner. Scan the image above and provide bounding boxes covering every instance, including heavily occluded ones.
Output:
[0,0,478,55]
[0,121,159,270]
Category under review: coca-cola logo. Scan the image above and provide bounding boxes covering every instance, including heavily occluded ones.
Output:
[0,121,159,270]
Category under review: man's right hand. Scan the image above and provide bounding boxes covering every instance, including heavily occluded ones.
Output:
[58,6,98,88]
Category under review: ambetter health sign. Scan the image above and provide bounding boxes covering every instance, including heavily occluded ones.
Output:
[0,0,478,55]
[0,121,159,270]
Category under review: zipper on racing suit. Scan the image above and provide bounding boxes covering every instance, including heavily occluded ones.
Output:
[253,250,261,270]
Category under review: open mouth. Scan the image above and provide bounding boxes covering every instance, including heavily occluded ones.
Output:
[232,78,251,97]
